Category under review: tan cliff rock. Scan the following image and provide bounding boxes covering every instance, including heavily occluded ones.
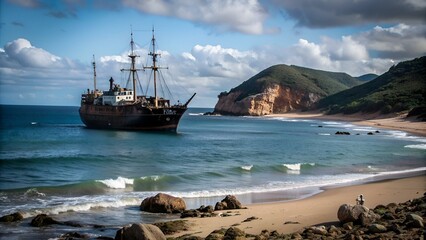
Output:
[214,84,322,116]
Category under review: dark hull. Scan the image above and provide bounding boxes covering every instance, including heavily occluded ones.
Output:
[79,104,187,131]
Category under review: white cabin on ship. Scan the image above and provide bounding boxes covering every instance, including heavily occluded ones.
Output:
[101,77,134,106]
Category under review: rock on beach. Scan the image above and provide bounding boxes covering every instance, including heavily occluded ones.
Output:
[214,195,243,211]
[140,193,186,214]
[115,223,165,240]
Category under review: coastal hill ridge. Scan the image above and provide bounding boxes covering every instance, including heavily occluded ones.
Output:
[318,56,426,115]
[213,56,425,117]
[213,64,362,116]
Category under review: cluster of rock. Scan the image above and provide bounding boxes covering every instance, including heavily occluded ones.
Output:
[175,193,425,240]
[335,130,380,135]
[180,195,244,219]
[335,131,351,135]
[2,192,425,240]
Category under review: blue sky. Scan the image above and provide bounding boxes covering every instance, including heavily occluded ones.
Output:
[1,0,425,107]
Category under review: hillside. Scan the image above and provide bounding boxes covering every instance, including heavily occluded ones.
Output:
[214,64,362,115]
[317,56,426,115]
[356,73,378,82]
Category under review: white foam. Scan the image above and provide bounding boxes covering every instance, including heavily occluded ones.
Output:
[46,197,140,215]
[375,167,426,176]
[96,176,134,189]
[270,117,312,122]
[283,163,302,171]
[404,144,426,150]
[241,165,253,171]
[352,127,377,132]
[189,113,204,116]
[318,133,331,136]
[168,172,374,199]
[141,175,162,181]
[24,188,46,198]
[283,163,315,171]
[387,130,426,143]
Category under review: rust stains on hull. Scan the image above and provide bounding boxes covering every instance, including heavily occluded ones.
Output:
[79,104,187,131]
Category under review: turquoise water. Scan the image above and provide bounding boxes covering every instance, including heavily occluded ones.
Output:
[0,105,425,239]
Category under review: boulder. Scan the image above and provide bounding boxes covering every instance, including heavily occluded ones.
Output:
[140,193,186,213]
[30,214,60,227]
[406,213,423,222]
[215,195,242,211]
[115,223,165,240]
[337,204,370,223]
[0,212,24,222]
[206,228,227,240]
[368,223,387,233]
[405,213,424,228]
[224,227,246,240]
[309,226,327,235]
[198,205,214,213]
[181,209,200,218]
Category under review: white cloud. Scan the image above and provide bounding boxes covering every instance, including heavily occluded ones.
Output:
[322,36,369,61]
[355,24,426,59]
[3,38,65,68]
[122,0,271,34]
[188,44,259,78]
[0,38,89,105]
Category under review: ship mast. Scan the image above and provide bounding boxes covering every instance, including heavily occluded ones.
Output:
[121,30,140,102]
[92,54,97,94]
[144,27,167,108]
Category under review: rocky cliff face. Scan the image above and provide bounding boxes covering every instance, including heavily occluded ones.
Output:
[214,84,322,116]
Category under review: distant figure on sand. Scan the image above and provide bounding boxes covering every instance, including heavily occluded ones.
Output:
[356,194,365,205]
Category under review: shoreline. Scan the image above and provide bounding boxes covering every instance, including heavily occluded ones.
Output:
[171,175,426,238]
[265,111,426,136]
[169,112,426,238]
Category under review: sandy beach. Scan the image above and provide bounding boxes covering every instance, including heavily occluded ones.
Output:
[170,112,426,238]
[172,175,426,238]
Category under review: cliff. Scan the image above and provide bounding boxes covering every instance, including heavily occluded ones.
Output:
[214,64,362,116]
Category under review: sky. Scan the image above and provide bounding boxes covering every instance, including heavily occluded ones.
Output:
[0,0,425,107]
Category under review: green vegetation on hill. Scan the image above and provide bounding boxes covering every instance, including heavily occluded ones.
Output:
[220,64,362,101]
[318,56,426,114]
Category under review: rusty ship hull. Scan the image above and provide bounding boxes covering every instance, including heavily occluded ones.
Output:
[79,104,187,131]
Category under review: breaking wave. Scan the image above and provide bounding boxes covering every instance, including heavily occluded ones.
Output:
[96,177,134,189]
[282,163,316,171]
[404,144,426,150]
[241,165,253,171]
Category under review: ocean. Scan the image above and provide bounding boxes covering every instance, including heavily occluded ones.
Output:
[0,105,425,239]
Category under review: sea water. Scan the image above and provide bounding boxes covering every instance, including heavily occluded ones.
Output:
[0,105,425,239]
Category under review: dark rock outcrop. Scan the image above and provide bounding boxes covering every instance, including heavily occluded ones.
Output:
[115,223,165,240]
[153,220,189,235]
[335,131,350,135]
[214,195,243,211]
[0,212,24,222]
[224,227,245,240]
[140,193,186,214]
[181,205,216,218]
[30,214,60,227]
